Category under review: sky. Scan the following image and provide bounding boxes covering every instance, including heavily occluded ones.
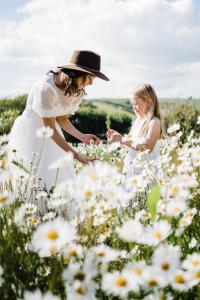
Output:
[0,0,200,100]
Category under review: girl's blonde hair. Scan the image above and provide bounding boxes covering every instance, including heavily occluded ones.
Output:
[132,83,165,138]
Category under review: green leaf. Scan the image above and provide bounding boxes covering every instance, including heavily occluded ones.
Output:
[11,160,30,174]
[147,184,160,221]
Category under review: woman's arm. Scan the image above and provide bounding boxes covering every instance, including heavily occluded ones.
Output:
[42,117,88,164]
[56,115,99,144]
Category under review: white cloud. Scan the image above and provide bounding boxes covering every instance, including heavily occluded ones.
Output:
[0,0,200,99]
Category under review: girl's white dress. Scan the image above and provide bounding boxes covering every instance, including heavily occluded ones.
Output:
[8,73,83,191]
[123,117,160,187]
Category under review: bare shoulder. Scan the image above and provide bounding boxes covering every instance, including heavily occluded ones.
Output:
[150,117,161,128]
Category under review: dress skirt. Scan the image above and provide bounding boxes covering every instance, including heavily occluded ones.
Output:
[8,109,75,192]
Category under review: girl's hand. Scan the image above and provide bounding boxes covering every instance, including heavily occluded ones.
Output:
[106,129,120,139]
[81,134,100,145]
[107,129,122,143]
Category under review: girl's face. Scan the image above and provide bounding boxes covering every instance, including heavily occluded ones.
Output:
[76,74,95,89]
[131,96,150,117]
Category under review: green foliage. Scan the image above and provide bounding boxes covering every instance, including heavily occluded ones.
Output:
[0,95,27,113]
[64,107,132,143]
[106,113,111,131]
[0,95,199,143]
[0,109,21,135]
[164,98,200,142]
[147,184,160,221]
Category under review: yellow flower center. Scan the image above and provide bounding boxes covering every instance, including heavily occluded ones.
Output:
[115,277,127,287]
[69,249,77,257]
[31,217,36,225]
[64,257,70,263]
[187,211,194,217]
[148,278,158,286]
[0,196,7,203]
[90,173,98,181]
[98,251,105,257]
[182,220,188,225]
[84,190,92,198]
[175,275,185,284]
[50,246,57,255]
[133,267,142,275]
[161,262,170,271]
[194,271,200,279]
[192,260,200,267]
[172,187,179,195]
[130,178,137,184]
[75,286,87,295]
[48,230,58,240]
[153,231,162,239]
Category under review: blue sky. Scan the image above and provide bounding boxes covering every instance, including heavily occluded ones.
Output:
[0,0,27,20]
[0,0,200,99]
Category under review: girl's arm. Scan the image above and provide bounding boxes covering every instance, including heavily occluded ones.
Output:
[122,118,161,152]
[56,115,99,144]
[42,117,89,164]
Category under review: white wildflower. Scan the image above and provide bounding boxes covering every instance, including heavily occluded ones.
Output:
[30,218,76,257]
[23,290,60,300]
[167,123,180,134]
[145,220,172,246]
[152,244,180,282]
[102,270,138,297]
[36,126,53,139]
[171,270,191,291]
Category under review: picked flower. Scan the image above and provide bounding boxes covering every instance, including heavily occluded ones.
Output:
[36,126,54,139]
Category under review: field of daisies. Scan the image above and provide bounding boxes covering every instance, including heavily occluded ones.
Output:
[0,118,200,300]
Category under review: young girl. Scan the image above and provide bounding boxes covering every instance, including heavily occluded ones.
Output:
[107,83,164,187]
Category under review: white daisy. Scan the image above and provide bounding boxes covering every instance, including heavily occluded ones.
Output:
[23,290,60,300]
[117,219,143,243]
[182,253,200,272]
[124,261,146,285]
[143,266,166,289]
[67,279,97,300]
[171,270,191,291]
[0,191,15,208]
[30,218,76,257]
[48,152,74,170]
[91,244,122,264]
[167,123,180,134]
[152,244,180,282]
[36,126,53,139]
[145,220,172,246]
[102,270,137,297]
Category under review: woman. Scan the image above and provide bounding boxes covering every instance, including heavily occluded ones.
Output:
[8,50,109,192]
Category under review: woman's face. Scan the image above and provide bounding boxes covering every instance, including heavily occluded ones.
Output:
[76,74,95,89]
[131,96,150,117]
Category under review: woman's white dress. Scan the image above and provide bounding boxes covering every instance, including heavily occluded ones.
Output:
[8,73,83,192]
[123,117,160,191]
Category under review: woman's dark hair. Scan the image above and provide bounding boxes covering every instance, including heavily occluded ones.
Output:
[47,69,89,97]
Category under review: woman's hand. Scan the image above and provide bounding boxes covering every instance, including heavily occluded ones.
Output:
[107,129,123,143]
[74,153,90,165]
[81,134,100,145]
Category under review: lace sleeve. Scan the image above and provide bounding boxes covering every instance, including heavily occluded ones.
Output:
[32,82,57,118]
